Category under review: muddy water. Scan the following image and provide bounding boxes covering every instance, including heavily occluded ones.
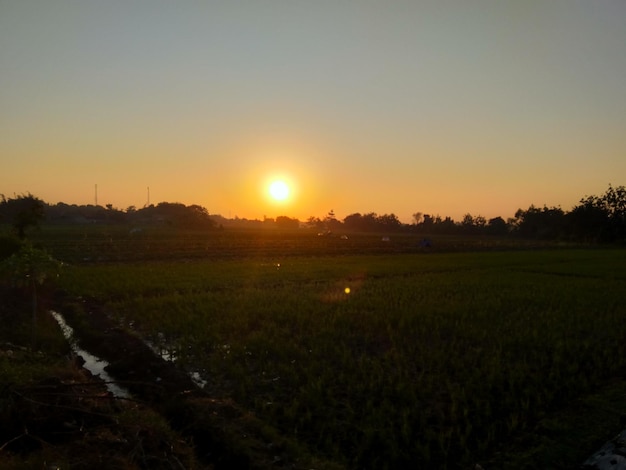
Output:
[50,310,131,399]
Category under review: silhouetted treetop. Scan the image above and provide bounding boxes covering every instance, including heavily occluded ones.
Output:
[0,193,45,239]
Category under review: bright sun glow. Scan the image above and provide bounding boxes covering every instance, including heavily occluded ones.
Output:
[269,180,290,201]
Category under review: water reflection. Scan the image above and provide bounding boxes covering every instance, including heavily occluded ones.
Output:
[143,335,208,389]
[49,311,131,399]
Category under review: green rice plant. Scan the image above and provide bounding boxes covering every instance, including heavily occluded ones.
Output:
[56,249,626,468]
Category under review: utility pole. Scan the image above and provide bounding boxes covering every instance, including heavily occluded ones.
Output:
[95,184,98,206]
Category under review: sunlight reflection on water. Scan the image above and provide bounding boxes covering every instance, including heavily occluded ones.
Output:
[49,311,131,398]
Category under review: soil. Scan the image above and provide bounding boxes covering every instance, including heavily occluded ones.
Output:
[1,366,200,469]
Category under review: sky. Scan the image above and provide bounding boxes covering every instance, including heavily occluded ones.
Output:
[2,1,625,223]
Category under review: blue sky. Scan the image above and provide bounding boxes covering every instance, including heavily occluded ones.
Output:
[2,1,625,222]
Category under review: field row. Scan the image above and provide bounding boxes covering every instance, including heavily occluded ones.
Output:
[29,225,558,263]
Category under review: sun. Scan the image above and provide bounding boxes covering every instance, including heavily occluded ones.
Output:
[268,180,290,201]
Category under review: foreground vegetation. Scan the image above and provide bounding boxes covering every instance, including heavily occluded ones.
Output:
[3,224,626,468]
[0,284,203,469]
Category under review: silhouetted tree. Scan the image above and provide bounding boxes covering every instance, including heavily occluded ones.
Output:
[569,185,626,242]
[0,193,45,239]
[568,195,609,242]
[276,215,299,229]
[487,216,508,236]
[422,214,435,230]
[601,184,626,241]
[378,213,402,231]
[362,213,378,231]
[343,213,364,231]
[324,209,342,231]
[306,216,324,229]
[343,212,402,232]
[513,205,565,239]
[461,214,486,234]
[135,202,216,229]
[343,212,375,231]
[437,216,456,233]
[461,213,475,233]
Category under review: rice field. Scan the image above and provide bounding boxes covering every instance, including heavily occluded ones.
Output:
[53,233,626,468]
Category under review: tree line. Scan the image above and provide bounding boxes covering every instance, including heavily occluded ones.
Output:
[1,184,625,243]
[302,185,625,243]
[0,196,217,238]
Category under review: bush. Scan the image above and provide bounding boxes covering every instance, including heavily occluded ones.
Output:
[0,234,22,261]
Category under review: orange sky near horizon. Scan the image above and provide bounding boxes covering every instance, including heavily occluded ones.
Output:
[2,2,625,224]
